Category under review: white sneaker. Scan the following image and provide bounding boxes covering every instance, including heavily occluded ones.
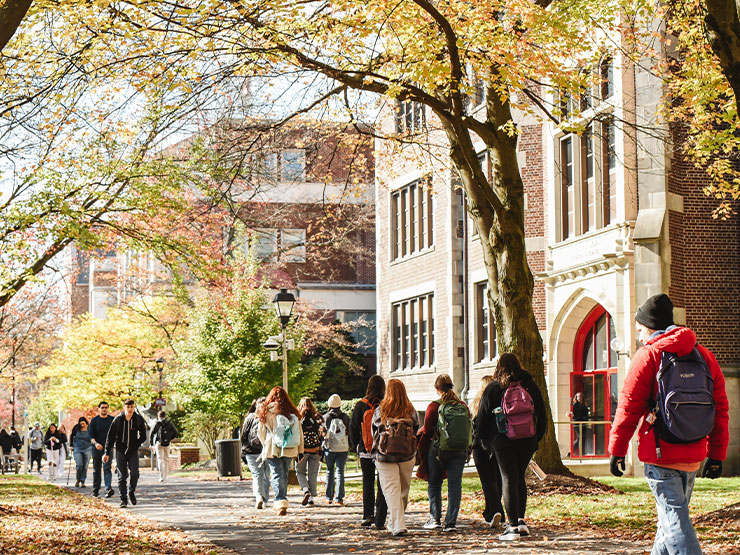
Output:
[498,525,520,541]
[158,477,164,483]
[518,519,529,537]
[423,518,442,530]
[486,512,503,528]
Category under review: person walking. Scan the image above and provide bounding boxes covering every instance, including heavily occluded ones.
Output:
[568,392,590,456]
[608,293,729,555]
[323,394,351,506]
[349,375,388,529]
[103,399,148,508]
[0,429,11,472]
[371,378,419,537]
[471,375,504,528]
[257,386,304,516]
[57,424,69,479]
[70,417,93,488]
[296,397,325,506]
[477,353,547,541]
[28,423,44,474]
[418,374,472,533]
[150,410,177,483]
[90,401,115,498]
[241,397,270,509]
[43,424,64,481]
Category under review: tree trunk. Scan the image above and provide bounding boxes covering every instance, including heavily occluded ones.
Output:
[0,0,32,54]
[704,0,740,114]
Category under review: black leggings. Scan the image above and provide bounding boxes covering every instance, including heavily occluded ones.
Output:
[494,445,535,526]
[472,445,503,522]
[360,456,387,526]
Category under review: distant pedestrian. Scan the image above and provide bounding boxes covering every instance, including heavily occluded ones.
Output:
[568,392,590,456]
[70,417,93,488]
[296,397,324,506]
[241,397,270,509]
[9,427,22,452]
[471,375,504,528]
[28,423,43,474]
[44,424,64,481]
[323,394,351,506]
[257,386,304,516]
[419,374,473,533]
[609,293,729,555]
[350,375,388,529]
[150,411,178,483]
[477,353,547,541]
[103,399,148,508]
[89,401,115,498]
[371,378,419,537]
[57,424,69,479]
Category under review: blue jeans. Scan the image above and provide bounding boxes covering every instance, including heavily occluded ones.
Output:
[428,444,468,527]
[92,447,112,492]
[243,453,270,503]
[324,450,348,502]
[74,449,92,483]
[266,457,291,502]
[296,452,322,498]
[644,464,703,555]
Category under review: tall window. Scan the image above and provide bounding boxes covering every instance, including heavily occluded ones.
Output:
[475,282,497,362]
[396,100,425,134]
[251,228,306,263]
[603,120,617,225]
[600,56,614,101]
[561,137,575,239]
[391,293,435,371]
[581,128,596,233]
[391,178,433,260]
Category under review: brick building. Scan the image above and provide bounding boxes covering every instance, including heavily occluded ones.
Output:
[375,55,740,475]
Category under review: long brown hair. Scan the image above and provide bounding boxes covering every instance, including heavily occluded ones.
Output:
[434,374,462,405]
[471,375,494,414]
[365,375,386,403]
[259,386,301,422]
[298,397,322,421]
[379,379,415,421]
[493,353,525,389]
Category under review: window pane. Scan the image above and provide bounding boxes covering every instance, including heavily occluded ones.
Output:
[401,188,408,256]
[391,192,399,260]
[561,137,574,239]
[427,188,434,248]
[583,330,594,371]
[409,184,416,254]
[403,302,410,369]
[608,314,617,367]
[410,299,418,367]
[281,149,305,181]
[254,228,278,261]
[601,57,614,100]
[281,229,306,262]
[429,295,435,365]
[419,298,427,367]
[393,304,401,370]
[594,313,608,369]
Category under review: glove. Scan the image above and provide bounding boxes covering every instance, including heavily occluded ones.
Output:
[609,455,625,477]
[701,459,722,479]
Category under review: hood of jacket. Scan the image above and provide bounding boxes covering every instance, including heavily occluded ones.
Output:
[645,326,696,357]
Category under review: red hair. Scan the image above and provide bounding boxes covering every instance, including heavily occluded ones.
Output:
[379,379,415,421]
[259,386,301,422]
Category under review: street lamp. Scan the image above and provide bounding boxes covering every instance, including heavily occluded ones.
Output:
[272,288,296,392]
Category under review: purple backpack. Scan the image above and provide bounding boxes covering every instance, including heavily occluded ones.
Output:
[653,347,715,446]
[501,381,536,440]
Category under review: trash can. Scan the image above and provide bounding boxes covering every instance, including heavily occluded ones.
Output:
[215,439,242,478]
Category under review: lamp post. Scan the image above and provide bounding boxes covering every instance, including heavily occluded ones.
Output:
[272,288,296,393]
[154,357,165,397]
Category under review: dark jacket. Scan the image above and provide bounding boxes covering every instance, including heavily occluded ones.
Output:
[44,429,64,451]
[89,415,114,448]
[476,369,547,453]
[240,413,262,455]
[349,398,379,457]
[150,419,178,447]
[0,431,12,454]
[608,326,729,466]
[105,412,148,456]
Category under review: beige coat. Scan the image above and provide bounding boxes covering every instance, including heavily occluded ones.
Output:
[257,403,304,460]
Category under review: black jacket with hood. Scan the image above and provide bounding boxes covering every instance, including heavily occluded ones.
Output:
[476,368,547,453]
[105,412,148,456]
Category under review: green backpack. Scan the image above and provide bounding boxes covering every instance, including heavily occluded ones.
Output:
[437,401,472,451]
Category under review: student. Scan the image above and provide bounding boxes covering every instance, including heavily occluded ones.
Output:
[89,401,115,498]
[349,375,388,529]
[28,423,44,474]
[323,394,351,505]
[477,353,546,541]
[257,386,304,516]
[471,375,504,528]
[44,423,64,481]
[371,378,419,537]
[418,374,472,532]
[57,424,69,479]
[150,410,178,483]
[296,397,324,506]
[241,397,270,509]
[609,293,729,555]
[70,417,93,488]
[103,399,148,507]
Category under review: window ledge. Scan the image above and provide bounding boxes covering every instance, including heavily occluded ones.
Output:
[390,247,435,266]
[390,365,436,376]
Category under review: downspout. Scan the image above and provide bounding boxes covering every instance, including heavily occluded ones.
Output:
[461,191,470,402]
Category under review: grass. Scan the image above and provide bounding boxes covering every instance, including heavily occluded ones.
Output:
[0,475,221,555]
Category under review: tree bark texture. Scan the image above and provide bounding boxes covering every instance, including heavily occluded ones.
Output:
[704,0,740,114]
[0,0,32,54]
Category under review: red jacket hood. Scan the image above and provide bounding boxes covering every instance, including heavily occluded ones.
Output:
[645,326,696,357]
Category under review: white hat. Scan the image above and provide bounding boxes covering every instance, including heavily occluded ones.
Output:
[328,394,342,408]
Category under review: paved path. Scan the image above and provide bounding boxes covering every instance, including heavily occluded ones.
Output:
[58,468,650,554]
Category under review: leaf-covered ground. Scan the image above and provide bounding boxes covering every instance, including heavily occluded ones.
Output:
[0,476,224,555]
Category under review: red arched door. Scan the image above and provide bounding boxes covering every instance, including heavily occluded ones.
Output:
[570,306,618,457]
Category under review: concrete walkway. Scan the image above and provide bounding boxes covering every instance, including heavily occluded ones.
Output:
[59,468,650,554]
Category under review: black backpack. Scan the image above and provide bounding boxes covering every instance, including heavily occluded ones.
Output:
[302,415,322,449]
[159,421,177,447]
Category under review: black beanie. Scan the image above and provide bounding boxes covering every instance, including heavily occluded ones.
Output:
[635,293,674,331]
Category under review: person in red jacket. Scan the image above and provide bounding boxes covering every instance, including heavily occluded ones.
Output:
[609,293,729,555]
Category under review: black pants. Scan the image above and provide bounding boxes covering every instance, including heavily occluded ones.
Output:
[30,448,42,472]
[360,457,387,526]
[472,445,504,522]
[92,447,113,493]
[494,445,535,526]
[115,449,139,501]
